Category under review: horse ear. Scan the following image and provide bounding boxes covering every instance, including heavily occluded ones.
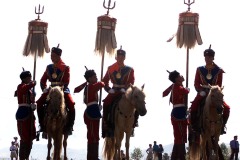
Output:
[130,83,133,89]
[141,84,145,90]
[221,86,224,90]
[208,84,212,89]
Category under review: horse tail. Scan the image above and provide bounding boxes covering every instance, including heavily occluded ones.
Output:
[102,137,115,160]
[189,141,201,160]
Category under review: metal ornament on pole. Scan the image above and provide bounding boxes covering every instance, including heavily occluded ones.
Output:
[95,0,117,106]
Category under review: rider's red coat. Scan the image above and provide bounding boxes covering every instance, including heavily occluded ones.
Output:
[102,62,134,105]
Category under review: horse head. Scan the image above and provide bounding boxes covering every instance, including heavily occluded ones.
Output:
[126,84,147,116]
[47,86,65,116]
[208,85,224,107]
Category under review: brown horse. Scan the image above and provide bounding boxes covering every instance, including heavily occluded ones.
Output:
[45,86,68,160]
[103,84,147,160]
[189,85,224,160]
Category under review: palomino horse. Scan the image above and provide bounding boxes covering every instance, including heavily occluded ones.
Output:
[189,85,224,160]
[201,85,224,160]
[45,86,68,160]
[103,84,147,160]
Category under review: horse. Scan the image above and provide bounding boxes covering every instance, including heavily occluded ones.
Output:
[189,84,224,160]
[45,86,68,160]
[103,84,147,160]
[201,85,224,160]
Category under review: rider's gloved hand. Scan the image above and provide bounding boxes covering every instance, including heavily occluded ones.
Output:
[108,89,115,94]
[43,88,49,93]
[99,105,103,111]
[199,91,206,97]
[120,88,126,93]
[30,103,37,111]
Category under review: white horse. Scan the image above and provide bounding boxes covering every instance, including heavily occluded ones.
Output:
[103,84,147,160]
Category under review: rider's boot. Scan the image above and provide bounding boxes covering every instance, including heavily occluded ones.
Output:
[36,104,45,132]
[102,105,109,138]
[190,111,200,133]
[133,111,139,127]
[66,108,75,135]
[221,114,229,135]
[131,129,135,137]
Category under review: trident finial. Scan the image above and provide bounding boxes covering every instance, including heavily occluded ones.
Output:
[103,0,116,15]
[184,0,195,12]
[35,4,44,20]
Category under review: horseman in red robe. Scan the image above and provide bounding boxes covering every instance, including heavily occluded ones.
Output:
[15,70,36,160]
[36,46,75,136]
[190,46,230,134]
[163,70,189,160]
[102,47,137,138]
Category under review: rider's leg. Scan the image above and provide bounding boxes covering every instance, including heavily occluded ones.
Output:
[221,101,230,134]
[36,93,48,132]
[190,94,204,132]
[131,111,140,137]
[133,110,139,127]
[64,93,75,135]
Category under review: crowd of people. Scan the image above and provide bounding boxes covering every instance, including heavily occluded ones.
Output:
[9,137,19,160]
[146,141,164,160]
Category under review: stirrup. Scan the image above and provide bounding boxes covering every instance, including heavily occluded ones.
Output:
[221,126,227,134]
[131,130,135,137]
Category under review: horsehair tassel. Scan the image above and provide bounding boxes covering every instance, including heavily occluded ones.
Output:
[94,14,117,56]
[23,19,50,57]
[176,11,202,49]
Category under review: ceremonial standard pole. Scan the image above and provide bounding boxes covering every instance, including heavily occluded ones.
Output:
[94,0,117,106]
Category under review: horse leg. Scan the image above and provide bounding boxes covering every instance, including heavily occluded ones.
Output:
[201,136,207,160]
[47,137,52,160]
[213,137,220,160]
[125,132,131,160]
[115,131,124,160]
[54,133,63,160]
[63,134,68,160]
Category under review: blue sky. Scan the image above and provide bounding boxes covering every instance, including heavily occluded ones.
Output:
[1,0,240,156]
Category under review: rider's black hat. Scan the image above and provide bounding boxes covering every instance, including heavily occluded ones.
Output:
[204,44,215,57]
[117,46,126,56]
[51,45,62,56]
